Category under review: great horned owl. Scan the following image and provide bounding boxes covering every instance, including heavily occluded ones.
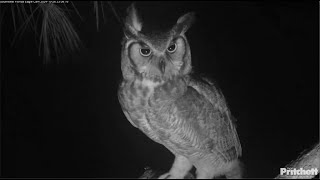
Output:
[118,4,242,179]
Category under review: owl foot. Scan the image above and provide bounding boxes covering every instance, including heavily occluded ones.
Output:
[158,172,170,179]
[158,155,193,179]
[158,172,194,179]
[158,172,186,179]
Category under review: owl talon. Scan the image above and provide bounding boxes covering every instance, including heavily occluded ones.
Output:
[159,172,191,179]
[158,172,170,179]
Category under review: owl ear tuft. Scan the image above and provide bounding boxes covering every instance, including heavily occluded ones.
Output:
[173,12,195,35]
[124,3,143,38]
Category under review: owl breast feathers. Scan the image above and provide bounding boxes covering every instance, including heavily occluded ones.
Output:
[118,76,242,163]
[118,4,242,179]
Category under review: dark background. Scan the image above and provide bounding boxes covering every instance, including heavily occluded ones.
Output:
[1,1,318,178]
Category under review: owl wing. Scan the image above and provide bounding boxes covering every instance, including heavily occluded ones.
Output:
[167,76,242,162]
[188,77,242,156]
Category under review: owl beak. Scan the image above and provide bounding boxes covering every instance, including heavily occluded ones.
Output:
[158,59,166,74]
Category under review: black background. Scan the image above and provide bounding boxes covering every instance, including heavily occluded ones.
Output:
[2,1,318,178]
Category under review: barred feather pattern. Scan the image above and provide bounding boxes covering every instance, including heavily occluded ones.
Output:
[118,75,242,170]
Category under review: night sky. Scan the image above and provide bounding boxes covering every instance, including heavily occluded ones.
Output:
[2,1,318,178]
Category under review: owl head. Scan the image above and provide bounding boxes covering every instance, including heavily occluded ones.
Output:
[121,4,195,82]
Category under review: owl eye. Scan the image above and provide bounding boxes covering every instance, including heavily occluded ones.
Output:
[167,43,177,53]
[139,48,152,57]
